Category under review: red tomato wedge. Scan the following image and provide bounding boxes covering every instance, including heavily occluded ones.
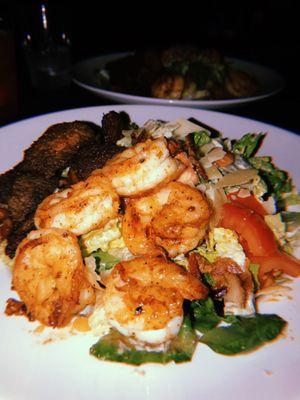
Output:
[219,202,276,256]
[219,202,300,286]
[227,191,267,216]
[252,252,300,285]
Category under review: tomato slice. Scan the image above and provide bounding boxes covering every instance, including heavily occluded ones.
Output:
[252,252,300,281]
[219,202,300,285]
[227,191,267,216]
[220,202,277,256]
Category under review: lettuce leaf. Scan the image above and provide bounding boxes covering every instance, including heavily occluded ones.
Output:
[191,298,222,332]
[191,298,286,355]
[90,316,197,365]
[249,156,292,202]
[91,250,119,272]
[232,133,264,158]
[249,263,260,291]
[193,130,211,147]
[200,314,286,355]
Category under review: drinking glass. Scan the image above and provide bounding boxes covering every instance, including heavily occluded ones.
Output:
[23,2,71,91]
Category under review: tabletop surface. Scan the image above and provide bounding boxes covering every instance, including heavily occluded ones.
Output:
[2,79,298,136]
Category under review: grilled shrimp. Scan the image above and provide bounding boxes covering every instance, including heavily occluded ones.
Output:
[225,69,258,98]
[175,152,199,186]
[100,138,184,197]
[104,256,208,345]
[122,181,211,257]
[34,174,119,236]
[151,74,185,99]
[12,228,95,327]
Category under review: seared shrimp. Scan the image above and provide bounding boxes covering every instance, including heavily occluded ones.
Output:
[225,69,258,98]
[151,74,185,99]
[175,152,199,186]
[13,228,95,327]
[104,256,208,345]
[34,174,119,236]
[122,182,211,257]
[100,138,184,197]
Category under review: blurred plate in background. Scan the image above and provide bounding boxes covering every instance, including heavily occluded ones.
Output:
[73,53,285,109]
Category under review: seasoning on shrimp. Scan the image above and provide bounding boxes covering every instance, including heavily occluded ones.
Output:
[34,174,119,236]
[103,256,208,347]
[122,181,212,257]
[100,138,185,197]
[12,228,95,327]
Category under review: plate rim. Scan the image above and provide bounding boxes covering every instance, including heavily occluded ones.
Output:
[1,103,298,138]
[72,52,285,107]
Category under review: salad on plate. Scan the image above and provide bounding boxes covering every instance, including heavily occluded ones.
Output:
[1,111,299,366]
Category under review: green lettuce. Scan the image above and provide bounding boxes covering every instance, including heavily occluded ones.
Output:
[191,299,286,355]
[249,156,292,202]
[90,316,197,365]
[191,298,222,332]
[249,263,260,291]
[90,250,119,272]
[194,130,211,147]
[200,314,286,355]
[232,133,264,158]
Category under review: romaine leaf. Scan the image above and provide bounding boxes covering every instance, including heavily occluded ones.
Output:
[200,314,286,355]
[197,246,218,263]
[249,156,292,202]
[194,130,211,147]
[232,133,264,158]
[249,263,260,291]
[91,250,119,272]
[79,219,122,256]
[203,272,216,287]
[191,298,222,332]
[90,316,197,365]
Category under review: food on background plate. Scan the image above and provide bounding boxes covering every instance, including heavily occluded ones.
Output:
[1,111,299,365]
[96,46,259,100]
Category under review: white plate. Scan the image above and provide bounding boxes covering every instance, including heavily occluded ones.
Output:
[0,105,299,400]
[73,53,285,109]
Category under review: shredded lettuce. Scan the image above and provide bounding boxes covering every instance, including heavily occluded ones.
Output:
[79,219,125,257]
[191,298,222,332]
[90,250,119,272]
[249,156,292,203]
[232,133,264,158]
[197,246,218,263]
[249,263,260,291]
[193,130,211,147]
[203,272,216,287]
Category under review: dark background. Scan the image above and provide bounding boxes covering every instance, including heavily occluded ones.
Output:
[1,0,299,133]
